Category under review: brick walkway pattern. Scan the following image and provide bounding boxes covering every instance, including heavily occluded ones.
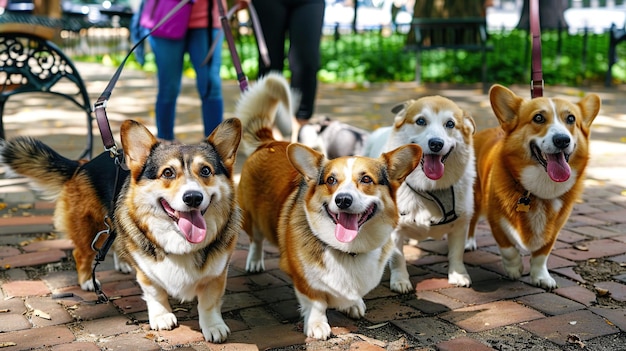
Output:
[0,62,625,350]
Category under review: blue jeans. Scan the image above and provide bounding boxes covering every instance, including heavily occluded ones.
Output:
[149,28,223,140]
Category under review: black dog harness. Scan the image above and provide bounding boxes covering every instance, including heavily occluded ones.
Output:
[404,184,459,226]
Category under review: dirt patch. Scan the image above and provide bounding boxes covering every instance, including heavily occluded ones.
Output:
[574,258,626,309]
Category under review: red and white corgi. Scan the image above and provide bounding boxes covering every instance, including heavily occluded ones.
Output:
[469,84,601,289]
[236,73,422,340]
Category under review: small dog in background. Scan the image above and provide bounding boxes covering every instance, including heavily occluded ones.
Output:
[364,96,477,293]
[297,115,370,159]
[469,84,600,289]
[236,72,422,340]
[1,119,243,343]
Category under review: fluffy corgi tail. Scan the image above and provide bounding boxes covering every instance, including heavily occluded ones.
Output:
[236,72,292,155]
[0,137,81,200]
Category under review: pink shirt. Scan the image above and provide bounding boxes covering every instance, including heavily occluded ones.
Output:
[188,0,224,29]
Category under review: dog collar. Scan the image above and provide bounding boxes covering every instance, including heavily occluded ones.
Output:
[404,184,459,226]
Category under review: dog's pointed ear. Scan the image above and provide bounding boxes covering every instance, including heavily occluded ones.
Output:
[121,120,158,173]
[489,84,522,132]
[463,110,476,135]
[207,118,242,171]
[287,143,325,181]
[392,100,414,128]
[577,93,601,132]
[381,144,422,184]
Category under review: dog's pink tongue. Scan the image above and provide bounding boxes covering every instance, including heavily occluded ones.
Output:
[546,152,571,182]
[335,212,359,243]
[178,210,207,243]
[423,154,445,180]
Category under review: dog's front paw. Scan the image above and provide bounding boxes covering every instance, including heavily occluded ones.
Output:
[201,322,230,343]
[150,312,178,331]
[448,272,471,287]
[532,274,557,290]
[390,279,414,294]
[305,320,332,340]
[341,299,366,319]
[80,278,99,292]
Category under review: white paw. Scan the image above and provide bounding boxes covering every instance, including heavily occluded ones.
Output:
[448,272,471,287]
[80,278,98,292]
[245,247,265,273]
[201,322,230,343]
[245,258,265,273]
[390,278,413,294]
[532,273,557,290]
[306,321,332,340]
[342,300,366,319]
[465,236,477,251]
[114,259,133,274]
[504,263,523,280]
[150,312,178,331]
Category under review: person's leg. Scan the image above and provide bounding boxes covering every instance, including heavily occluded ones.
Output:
[252,0,289,77]
[149,36,185,140]
[188,28,224,136]
[288,0,325,121]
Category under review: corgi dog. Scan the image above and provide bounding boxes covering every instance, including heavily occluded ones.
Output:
[297,115,370,159]
[468,85,600,289]
[236,73,422,340]
[0,119,242,342]
[364,96,476,293]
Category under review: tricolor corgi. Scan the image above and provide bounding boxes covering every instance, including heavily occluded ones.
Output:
[468,84,600,289]
[236,73,421,340]
[0,119,242,342]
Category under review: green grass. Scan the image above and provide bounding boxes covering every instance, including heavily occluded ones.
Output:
[76,29,626,86]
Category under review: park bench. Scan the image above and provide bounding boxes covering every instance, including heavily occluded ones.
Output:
[406,17,493,93]
[0,14,93,159]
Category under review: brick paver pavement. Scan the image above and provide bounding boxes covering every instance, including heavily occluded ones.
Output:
[0,62,625,350]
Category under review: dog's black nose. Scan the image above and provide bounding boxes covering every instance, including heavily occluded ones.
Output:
[428,138,444,153]
[335,193,353,209]
[553,134,570,149]
[183,191,204,208]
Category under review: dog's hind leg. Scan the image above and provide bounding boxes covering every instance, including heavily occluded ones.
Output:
[447,226,472,287]
[245,227,265,273]
[388,230,413,294]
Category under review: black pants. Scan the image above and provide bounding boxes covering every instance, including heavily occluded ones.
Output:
[252,0,325,120]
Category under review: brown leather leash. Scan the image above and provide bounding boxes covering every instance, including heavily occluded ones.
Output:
[215,1,269,92]
[530,0,543,98]
[89,0,266,303]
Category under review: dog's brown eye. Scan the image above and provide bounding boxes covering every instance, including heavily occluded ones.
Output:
[200,166,212,177]
[566,114,576,124]
[326,176,337,186]
[162,168,175,179]
[361,175,373,184]
[533,114,545,124]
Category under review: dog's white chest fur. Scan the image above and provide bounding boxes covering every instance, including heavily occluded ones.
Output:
[131,251,229,301]
[304,248,389,309]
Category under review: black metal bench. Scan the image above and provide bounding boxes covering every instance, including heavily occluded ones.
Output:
[406,17,493,93]
[606,23,626,87]
[0,19,93,159]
